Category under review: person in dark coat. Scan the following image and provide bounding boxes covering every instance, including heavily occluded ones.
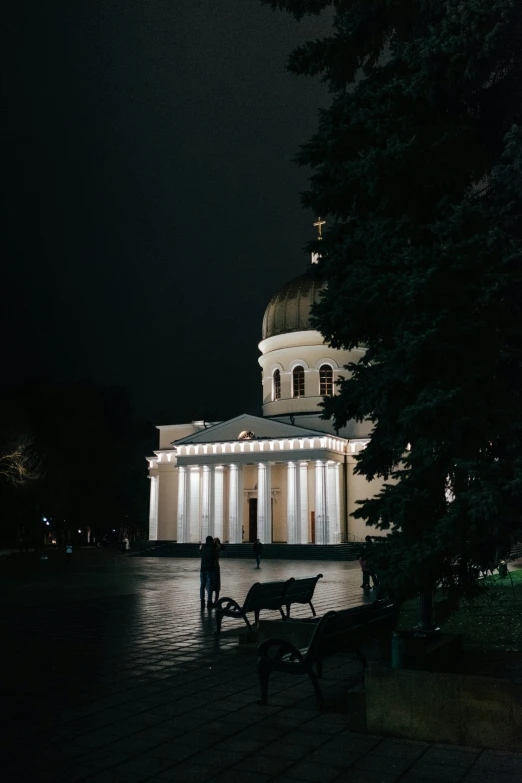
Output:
[200,535,217,610]
[253,539,263,569]
[213,538,224,604]
[359,535,379,591]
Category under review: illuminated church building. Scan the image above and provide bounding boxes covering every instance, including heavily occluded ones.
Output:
[147,224,383,545]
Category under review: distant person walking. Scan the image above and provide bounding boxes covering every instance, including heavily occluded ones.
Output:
[66,543,72,563]
[253,539,263,569]
[200,535,217,610]
[213,538,225,605]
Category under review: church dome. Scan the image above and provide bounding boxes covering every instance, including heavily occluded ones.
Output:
[262,271,325,340]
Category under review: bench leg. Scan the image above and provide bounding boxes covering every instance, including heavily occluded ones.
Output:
[284,604,290,619]
[243,614,252,631]
[258,660,271,705]
[309,669,324,710]
[215,611,223,635]
[254,609,260,626]
[309,601,316,617]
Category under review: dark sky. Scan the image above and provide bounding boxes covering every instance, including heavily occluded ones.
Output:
[3,0,331,425]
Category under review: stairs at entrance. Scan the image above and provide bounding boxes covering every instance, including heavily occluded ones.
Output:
[132,541,361,561]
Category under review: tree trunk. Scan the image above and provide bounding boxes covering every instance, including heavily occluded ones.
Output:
[418,591,437,631]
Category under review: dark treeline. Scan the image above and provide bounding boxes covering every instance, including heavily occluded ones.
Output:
[0,381,156,547]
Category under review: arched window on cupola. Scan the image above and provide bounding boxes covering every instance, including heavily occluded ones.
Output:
[292,365,305,398]
[319,364,334,396]
[273,369,281,401]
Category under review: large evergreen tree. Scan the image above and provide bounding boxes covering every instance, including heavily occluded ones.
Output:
[259,0,522,603]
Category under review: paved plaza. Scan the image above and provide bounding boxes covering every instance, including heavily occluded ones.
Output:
[1,552,522,783]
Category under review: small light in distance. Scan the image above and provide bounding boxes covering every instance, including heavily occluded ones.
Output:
[78,529,82,534]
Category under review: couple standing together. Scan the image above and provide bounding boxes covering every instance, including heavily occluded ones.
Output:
[199,536,224,610]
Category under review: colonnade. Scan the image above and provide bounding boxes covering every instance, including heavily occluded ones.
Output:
[314,460,341,544]
[171,459,341,544]
[177,463,238,544]
[287,459,340,544]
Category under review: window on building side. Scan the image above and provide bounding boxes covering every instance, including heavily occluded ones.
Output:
[273,369,281,401]
[320,364,334,396]
[293,366,305,397]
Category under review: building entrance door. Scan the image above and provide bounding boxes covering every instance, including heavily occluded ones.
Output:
[248,499,257,542]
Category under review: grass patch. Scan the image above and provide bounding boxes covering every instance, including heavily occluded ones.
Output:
[397,568,522,652]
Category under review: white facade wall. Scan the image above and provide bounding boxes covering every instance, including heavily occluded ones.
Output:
[157,469,178,540]
[158,424,198,449]
[346,455,387,541]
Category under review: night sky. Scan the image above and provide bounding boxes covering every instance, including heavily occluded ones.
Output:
[3,1,331,426]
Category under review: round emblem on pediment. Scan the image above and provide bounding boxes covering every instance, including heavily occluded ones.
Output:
[238,430,255,440]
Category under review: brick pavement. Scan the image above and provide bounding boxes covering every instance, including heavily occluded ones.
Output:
[1,552,521,783]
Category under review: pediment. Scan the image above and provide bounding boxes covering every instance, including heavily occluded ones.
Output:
[172,413,322,445]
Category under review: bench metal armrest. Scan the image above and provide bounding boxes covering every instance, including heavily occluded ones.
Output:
[215,597,242,614]
[258,638,306,664]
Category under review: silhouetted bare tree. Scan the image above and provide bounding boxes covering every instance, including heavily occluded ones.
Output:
[0,437,41,486]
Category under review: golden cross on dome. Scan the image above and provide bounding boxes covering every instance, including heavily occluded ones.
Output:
[313,216,326,240]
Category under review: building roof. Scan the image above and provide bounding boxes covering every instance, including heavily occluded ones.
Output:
[262,271,325,340]
[170,413,332,445]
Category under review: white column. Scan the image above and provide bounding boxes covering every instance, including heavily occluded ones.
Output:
[327,462,341,543]
[149,475,159,541]
[213,465,224,540]
[176,466,187,542]
[201,465,212,540]
[287,461,298,544]
[299,461,309,543]
[228,464,243,543]
[257,462,272,543]
[189,467,201,542]
[315,460,328,544]
[334,461,341,543]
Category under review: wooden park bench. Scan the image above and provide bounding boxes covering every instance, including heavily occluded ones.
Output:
[257,600,397,707]
[282,574,323,618]
[215,574,323,635]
